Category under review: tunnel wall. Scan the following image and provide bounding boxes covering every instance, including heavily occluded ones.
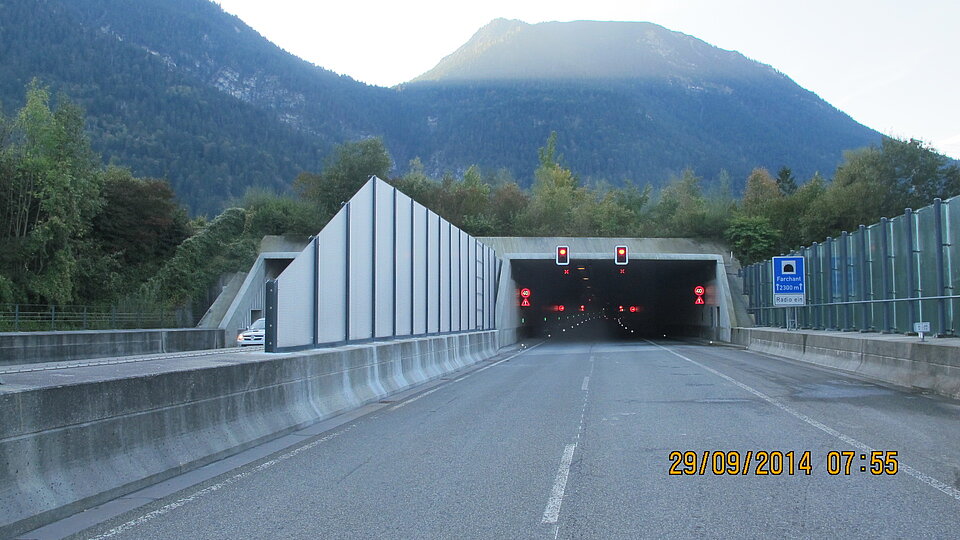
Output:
[495,259,522,347]
[0,331,498,538]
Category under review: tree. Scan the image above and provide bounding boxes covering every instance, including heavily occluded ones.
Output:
[73,167,192,303]
[391,157,440,209]
[775,166,797,195]
[295,137,391,217]
[741,167,781,218]
[519,133,589,235]
[877,137,960,209]
[240,189,321,238]
[649,169,707,237]
[0,82,103,304]
[141,207,252,308]
[93,168,191,270]
[488,182,529,235]
[725,215,781,265]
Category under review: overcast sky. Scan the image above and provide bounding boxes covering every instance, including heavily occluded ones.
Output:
[214,0,960,159]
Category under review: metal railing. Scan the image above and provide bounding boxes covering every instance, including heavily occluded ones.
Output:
[743,196,958,336]
[0,304,176,332]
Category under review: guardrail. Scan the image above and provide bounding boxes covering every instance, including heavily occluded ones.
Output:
[0,304,175,332]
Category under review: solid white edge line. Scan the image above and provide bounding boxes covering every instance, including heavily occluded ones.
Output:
[646,340,960,503]
[541,443,577,524]
[86,424,357,539]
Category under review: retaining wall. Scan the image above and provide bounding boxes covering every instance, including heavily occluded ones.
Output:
[732,328,960,399]
[0,328,226,366]
[0,331,499,537]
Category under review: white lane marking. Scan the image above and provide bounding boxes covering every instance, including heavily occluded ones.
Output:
[543,352,595,532]
[581,376,589,391]
[388,387,442,410]
[454,341,548,383]
[86,424,357,539]
[394,342,546,408]
[647,340,960,503]
[541,443,577,525]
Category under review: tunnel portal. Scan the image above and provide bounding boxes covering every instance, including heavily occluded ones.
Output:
[510,258,719,339]
[479,237,738,343]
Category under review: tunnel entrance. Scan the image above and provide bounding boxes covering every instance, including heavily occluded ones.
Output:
[510,258,720,340]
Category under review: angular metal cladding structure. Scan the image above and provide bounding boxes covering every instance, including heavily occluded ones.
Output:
[266,177,501,352]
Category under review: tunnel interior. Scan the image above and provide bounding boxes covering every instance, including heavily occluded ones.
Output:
[510,258,720,340]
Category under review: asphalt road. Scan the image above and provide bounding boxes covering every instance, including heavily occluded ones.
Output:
[68,317,960,539]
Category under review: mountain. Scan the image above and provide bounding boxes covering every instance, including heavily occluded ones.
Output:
[414,19,773,82]
[400,19,881,187]
[0,5,882,212]
[0,0,393,214]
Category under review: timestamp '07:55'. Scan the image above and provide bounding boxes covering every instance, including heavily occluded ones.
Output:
[826,450,898,475]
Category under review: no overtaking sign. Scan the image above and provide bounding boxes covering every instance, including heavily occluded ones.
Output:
[772,256,806,306]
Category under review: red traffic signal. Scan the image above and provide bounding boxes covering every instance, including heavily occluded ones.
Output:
[615,245,628,265]
[556,246,570,266]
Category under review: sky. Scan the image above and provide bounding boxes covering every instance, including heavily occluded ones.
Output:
[213,0,960,159]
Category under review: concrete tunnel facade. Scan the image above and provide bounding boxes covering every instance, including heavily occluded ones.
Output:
[482,237,748,343]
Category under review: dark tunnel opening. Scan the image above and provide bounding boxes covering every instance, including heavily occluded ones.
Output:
[510,258,720,341]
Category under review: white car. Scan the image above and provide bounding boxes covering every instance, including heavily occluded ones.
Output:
[237,318,265,346]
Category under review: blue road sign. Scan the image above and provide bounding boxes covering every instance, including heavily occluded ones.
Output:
[772,256,806,306]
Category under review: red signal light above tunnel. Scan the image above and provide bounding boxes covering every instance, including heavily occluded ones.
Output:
[615,245,628,265]
[556,246,570,266]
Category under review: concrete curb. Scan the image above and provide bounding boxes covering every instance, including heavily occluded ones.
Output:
[0,331,498,538]
[0,328,226,366]
[732,328,960,399]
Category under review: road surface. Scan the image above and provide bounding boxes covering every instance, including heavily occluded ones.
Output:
[62,318,960,539]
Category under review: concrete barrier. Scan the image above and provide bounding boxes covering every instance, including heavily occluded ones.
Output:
[732,328,960,399]
[0,330,499,537]
[0,328,226,366]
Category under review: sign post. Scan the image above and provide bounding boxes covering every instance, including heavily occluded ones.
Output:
[914,321,930,341]
[772,256,806,330]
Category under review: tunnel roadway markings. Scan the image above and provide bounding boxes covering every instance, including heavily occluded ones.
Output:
[541,354,595,538]
[646,339,960,503]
